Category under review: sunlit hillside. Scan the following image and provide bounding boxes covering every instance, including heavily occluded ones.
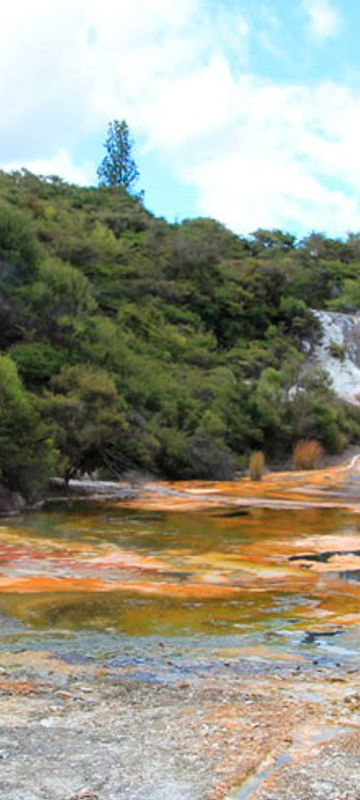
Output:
[1,168,360,497]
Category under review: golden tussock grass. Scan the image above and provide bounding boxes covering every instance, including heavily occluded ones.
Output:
[249,451,265,481]
[292,439,324,470]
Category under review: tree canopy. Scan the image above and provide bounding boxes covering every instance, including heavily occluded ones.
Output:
[97,120,139,191]
[0,166,360,497]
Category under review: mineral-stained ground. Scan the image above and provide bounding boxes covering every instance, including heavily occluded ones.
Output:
[0,632,360,800]
[3,458,360,800]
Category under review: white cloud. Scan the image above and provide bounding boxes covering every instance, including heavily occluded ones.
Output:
[140,55,237,152]
[2,150,95,186]
[0,0,359,238]
[0,0,208,155]
[302,0,342,40]
[180,78,360,236]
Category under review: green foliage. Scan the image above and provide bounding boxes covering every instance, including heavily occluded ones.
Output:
[0,354,55,496]
[9,341,67,385]
[29,258,97,347]
[251,229,296,251]
[329,341,347,360]
[0,168,359,493]
[0,201,39,283]
[97,120,139,192]
[43,364,128,483]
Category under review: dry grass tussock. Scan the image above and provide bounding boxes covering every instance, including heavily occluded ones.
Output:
[249,451,265,481]
[292,439,324,470]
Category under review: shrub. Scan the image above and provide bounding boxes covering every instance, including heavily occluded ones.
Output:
[249,451,265,480]
[292,439,324,470]
[329,341,347,360]
[0,354,56,496]
[0,201,39,283]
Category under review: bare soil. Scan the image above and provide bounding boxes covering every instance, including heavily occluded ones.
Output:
[0,635,360,800]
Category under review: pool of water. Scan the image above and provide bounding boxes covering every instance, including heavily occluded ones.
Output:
[1,503,360,654]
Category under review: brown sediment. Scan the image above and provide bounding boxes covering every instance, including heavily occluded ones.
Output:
[0,678,38,695]
[0,575,245,597]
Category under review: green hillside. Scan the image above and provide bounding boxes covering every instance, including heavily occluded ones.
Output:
[1,168,360,498]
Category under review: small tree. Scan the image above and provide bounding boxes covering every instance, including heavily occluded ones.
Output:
[0,355,56,497]
[43,364,128,487]
[97,120,139,192]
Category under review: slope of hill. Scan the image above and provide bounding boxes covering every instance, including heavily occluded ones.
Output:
[1,169,360,500]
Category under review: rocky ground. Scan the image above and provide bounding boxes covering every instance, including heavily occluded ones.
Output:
[0,629,360,800]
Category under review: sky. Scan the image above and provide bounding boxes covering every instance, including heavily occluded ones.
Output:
[1,0,360,238]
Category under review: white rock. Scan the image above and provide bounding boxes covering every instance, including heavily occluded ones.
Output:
[312,310,360,405]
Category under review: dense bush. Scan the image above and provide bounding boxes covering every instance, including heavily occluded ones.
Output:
[0,168,359,490]
[0,201,39,283]
[0,354,55,496]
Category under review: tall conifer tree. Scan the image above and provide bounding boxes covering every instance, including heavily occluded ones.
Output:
[97,120,139,191]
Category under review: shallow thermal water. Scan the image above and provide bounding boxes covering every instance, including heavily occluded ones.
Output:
[1,502,360,657]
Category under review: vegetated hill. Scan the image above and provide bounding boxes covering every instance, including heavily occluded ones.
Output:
[1,168,360,499]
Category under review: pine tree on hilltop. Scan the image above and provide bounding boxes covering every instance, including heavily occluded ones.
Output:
[97,120,139,192]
